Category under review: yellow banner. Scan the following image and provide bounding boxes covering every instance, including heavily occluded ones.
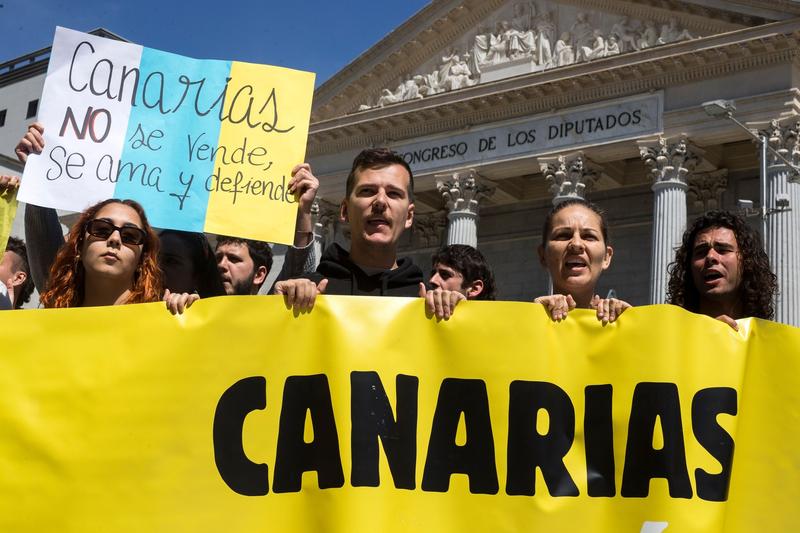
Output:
[0,186,18,257]
[1,297,798,532]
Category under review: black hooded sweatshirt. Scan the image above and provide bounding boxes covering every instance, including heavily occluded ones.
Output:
[302,243,424,297]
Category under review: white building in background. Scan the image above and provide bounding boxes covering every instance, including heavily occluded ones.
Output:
[306,0,800,326]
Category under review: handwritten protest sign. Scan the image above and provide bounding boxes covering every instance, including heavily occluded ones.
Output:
[1,298,800,532]
[18,27,315,244]
[0,187,19,257]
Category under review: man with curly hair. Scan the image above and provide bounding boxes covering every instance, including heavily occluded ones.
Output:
[666,211,777,330]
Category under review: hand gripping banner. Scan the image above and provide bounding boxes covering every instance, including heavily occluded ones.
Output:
[0,297,798,532]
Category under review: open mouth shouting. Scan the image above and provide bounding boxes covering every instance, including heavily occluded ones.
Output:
[564,256,588,273]
[702,269,725,285]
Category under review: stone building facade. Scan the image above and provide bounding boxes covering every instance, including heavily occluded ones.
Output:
[306,0,800,326]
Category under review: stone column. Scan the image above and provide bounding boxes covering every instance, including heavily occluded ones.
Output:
[688,169,728,213]
[639,136,702,304]
[539,151,601,205]
[310,198,341,269]
[436,170,493,248]
[763,120,800,326]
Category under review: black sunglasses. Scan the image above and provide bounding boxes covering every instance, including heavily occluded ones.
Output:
[85,219,147,246]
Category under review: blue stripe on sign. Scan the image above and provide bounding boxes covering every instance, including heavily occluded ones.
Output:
[116,47,231,231]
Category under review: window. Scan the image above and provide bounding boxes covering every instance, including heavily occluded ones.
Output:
[26,99,38,119]
[0,109,6,127]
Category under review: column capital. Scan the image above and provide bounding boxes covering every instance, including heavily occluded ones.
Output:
[436,169,494,215]
[761,118,800,171]
[411,210,447,248]
[688,169,729,212]
[539,151,601,205]
[638,135,704,188]
[311,197,343,242]
[311,198,341,228]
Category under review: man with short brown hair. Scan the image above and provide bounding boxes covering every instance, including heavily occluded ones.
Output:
[275,148,464,319]
[429,244,497,301]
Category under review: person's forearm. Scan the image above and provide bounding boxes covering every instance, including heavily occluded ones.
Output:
[24,204,65,292]
[293,208,313,248]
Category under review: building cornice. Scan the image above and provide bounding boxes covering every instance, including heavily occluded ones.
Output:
[0,28,127,88]
[723,0,800,19]
[0,46,51,87]
[0,154,23,173]
[308,19,800,156]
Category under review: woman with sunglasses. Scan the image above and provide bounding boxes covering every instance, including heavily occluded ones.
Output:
[40,198,164,307]
[16,125,196,313]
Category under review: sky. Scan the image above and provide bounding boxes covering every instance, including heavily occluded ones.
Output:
[0,0,431,86]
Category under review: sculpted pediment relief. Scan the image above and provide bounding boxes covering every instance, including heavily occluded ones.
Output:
[312,0,780,121]
[358,1,700,111]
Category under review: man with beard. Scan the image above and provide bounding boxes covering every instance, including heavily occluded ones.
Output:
[215,237,274,295]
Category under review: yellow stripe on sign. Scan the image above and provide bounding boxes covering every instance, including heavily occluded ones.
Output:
[205,61,315,244]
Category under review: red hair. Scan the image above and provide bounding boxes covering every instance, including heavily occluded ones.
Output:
[40,199,163,308]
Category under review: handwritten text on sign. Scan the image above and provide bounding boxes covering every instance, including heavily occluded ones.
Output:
[19,27,315,244]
